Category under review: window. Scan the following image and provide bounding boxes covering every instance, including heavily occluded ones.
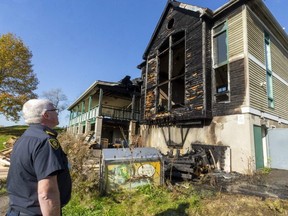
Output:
[264,32,274,108]
[167,18,175,29]
[214,23,228,66]
[157,31,185,112]
[213,22,229,102]
[215,64,228,93]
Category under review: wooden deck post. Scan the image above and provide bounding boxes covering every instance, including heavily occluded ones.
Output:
[94,116,103,145]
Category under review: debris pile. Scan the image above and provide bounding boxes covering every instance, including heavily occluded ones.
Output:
[163,144,228,181]
[0,136,18,167]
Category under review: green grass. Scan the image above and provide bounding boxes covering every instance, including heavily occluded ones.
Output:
[0,125,28,150]
[0,125,64,150]
[0,135,11,150]
[0,125,28,136]
[62,185,203,216]
[2,126,288,216]
[0,179,7,195]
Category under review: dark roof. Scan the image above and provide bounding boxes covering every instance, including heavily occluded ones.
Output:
[68,77,141,110]
[140,0,287,63]
[142,1,212,60]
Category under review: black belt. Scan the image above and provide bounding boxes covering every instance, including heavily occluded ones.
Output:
[7,207,41,216]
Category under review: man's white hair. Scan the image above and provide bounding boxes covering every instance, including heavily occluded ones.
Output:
[22,99,53,124]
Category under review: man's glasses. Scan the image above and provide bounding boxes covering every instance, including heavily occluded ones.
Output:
[46,109,59,114]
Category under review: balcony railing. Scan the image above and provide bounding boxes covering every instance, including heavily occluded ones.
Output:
[69,106,139,125]
[102,106,140,121]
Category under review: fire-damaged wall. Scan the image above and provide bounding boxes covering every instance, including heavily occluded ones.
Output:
[137,0,288,175]
[140,4,213,124]
[139,114,254,173]
[138,2,251,174]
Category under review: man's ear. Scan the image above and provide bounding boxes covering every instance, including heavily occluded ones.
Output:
[43,112,49,119]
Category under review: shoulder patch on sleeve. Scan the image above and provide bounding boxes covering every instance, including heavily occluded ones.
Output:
[49,139,60,150]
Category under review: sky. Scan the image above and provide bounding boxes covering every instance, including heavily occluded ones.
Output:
[0,0,287,127]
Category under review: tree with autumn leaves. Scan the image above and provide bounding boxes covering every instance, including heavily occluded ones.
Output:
[0,33,38,122]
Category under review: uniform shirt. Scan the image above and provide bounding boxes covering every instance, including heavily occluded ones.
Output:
[7,124,72,215]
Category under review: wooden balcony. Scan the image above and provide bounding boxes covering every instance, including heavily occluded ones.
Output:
[69,105,140,125]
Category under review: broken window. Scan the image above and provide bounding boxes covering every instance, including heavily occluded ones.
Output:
[213,22,229,102]
[215,64,228,93]
[158,83,169,112]
[157,31,185,112]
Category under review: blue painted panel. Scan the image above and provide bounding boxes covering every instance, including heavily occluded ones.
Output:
[267,128,288,170]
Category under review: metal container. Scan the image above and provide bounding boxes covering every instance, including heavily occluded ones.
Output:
[100,147,163,193]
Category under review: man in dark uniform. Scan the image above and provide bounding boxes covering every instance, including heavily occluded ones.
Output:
[6,99,72,216]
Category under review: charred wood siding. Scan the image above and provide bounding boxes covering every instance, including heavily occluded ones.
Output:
[140,68,146,121]
[185,23,204,111]
[147,8,200,56]
[142,6,212,123]
[212,8,245,116]
[213,59,245,116]
[145,58,157,119]
[205,26,212,116]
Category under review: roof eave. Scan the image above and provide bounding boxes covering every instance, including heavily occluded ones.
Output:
[67,81,119,110]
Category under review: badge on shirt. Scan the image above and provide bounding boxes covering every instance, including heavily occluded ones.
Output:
[49,139,60,150]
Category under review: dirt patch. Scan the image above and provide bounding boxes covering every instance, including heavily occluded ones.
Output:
[0,195,9,215]
[199,193,288,215]
[193,169,288,200]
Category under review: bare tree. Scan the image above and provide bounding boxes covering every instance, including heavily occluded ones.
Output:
[42,88,68,113]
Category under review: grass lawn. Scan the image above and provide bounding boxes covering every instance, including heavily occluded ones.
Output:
[0,125,64,150]
[0,125,28,150]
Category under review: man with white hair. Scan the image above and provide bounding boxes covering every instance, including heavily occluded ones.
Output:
[6,99,71,216]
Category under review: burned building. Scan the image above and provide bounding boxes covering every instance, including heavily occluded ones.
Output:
[138,0,288,174]
[67,77,141,148]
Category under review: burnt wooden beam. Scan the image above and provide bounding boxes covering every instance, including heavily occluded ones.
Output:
[131,93,135,120]
[168,36,172,111]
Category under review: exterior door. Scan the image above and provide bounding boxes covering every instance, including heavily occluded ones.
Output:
[253,125,264,169]
[267,128,288,170]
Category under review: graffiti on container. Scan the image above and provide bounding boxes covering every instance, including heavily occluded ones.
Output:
[106,161,161,191]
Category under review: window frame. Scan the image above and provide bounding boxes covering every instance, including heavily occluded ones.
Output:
[156,30,186,113]
[212,21,230,103]
[264,32,274,108]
